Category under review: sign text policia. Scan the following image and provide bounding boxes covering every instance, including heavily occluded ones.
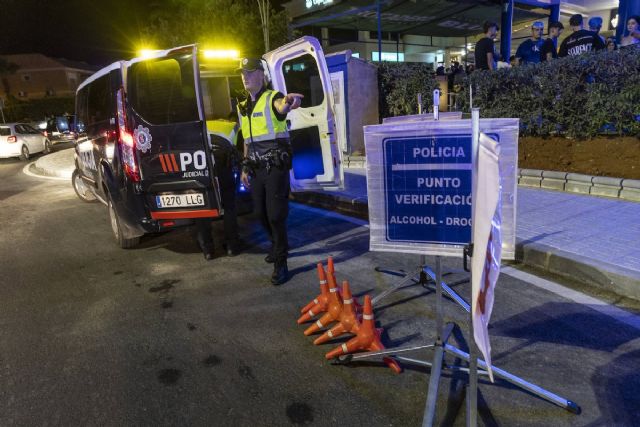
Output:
[383,135,473,245]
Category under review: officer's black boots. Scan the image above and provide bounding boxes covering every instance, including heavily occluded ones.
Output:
[271,261,289,285]
[264,253,275,263]
[223,241,241,257]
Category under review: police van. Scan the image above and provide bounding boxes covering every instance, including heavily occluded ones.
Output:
[71,37,344,248]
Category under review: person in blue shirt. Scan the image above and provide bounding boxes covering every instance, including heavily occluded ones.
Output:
[516,21,545,65]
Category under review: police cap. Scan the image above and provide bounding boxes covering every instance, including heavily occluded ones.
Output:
[236,58,264,72]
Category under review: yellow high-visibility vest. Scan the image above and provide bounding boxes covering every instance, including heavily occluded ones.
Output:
[239,89,289,143]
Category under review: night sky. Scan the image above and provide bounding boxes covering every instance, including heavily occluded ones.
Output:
[1,0,287,67]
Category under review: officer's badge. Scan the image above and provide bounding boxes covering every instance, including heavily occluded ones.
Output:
[133,125,152,153]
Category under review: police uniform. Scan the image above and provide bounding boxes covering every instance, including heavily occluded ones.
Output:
[196,120,240,259]
[237,59,292,285]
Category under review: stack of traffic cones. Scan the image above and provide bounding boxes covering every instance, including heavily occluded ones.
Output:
[325,295,402,374]
[303,263,343,336]
[297,263,332,324]
[298,258,401,374]
[313,280,360,345]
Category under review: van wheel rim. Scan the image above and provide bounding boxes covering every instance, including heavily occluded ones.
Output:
[74,173,87,197]
[109,202,119,238]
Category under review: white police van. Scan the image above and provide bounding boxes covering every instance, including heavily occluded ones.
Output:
[71,37,344,248]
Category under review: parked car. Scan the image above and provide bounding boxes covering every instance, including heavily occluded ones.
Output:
[45,115,76,144]
[0,122,51,161]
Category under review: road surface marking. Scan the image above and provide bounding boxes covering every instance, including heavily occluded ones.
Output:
[502,266,640,331]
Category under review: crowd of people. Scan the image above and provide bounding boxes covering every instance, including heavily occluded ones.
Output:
[473,13,640,71]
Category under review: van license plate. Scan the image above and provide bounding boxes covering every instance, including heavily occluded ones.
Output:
[156,193,204,208]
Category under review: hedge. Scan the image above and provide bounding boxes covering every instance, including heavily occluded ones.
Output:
[378,62,440,118]
[2,96,75,123]
[461,47,640,138]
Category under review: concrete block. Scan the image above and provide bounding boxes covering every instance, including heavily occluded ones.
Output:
[519,169,543,188]
[541,171,567,191]
[591,176,622,198]
[620,179,640,202]
[565,173,593,194]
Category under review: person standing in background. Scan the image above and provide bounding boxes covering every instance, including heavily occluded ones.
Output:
[559,14,605,57]
[515,21,545,65]
[475,21,499,71]
[540,21,564,62]
[621,15,640,47]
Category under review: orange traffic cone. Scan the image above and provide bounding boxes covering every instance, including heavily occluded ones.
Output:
[314,280,360,345]
[325,295,402,374]
[298,263,331,324]
[327,256,362,314]
[304,265,343,336]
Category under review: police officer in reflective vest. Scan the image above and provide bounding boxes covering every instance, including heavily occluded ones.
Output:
[237,58,303,285]
[195,119,241,260]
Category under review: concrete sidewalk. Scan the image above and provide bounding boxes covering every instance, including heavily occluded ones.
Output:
[34,148,640,301]
[291,169,640,302]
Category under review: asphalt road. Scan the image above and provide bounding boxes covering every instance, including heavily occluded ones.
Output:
[1,157,639,426]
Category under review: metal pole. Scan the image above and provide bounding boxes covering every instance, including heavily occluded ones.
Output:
[417,93,423,115]
[500,0,514,63]
[433,89,440,120]
[422,255,444,427]
[466,107,481,427]
[377,0,382,61]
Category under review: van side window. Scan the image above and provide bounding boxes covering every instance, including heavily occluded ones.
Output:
[88,75,110,125]
[127,57,199,125]
[76,86,89,133]
[281,54,324,108]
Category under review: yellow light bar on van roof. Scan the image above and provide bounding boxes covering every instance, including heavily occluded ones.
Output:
[202,49,239,60]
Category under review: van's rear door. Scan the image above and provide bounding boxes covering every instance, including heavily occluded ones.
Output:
[263,36,344,190]
[126,45,220,219]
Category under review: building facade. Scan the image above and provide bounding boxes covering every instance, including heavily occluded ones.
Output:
[0,54,97,102]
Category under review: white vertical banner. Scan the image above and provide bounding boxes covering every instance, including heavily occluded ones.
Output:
[471,132,502,383]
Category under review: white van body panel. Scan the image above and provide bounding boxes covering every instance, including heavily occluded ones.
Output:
[263,36,344,190]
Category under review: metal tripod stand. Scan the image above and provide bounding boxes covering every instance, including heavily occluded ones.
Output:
[335,255,581,426]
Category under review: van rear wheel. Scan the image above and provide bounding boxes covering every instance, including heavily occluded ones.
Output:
[72,169,97,202]
[107,196,140,249]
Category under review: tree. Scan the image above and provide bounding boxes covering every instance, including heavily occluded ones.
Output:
[140,0,290,56]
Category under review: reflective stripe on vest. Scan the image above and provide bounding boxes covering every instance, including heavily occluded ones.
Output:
[240,89,289,143]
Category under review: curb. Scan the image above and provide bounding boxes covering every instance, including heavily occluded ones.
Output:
[519,168,640,203]
[29,148,74,179]
[291,189,640,302]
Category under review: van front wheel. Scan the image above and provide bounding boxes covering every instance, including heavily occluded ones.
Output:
[107,196,140,249]
[72,169,96,202]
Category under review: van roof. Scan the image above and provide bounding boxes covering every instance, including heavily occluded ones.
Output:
[76,44,197,94]
[77,61,125,93]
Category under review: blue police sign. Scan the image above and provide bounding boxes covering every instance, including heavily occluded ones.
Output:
[383,135,473,245]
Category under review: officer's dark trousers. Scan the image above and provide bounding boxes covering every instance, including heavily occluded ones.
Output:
[252,164,289,264]
[196,167,238,252]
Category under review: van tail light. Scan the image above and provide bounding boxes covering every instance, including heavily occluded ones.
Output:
[7,136,17,143]
[116,87,140,182]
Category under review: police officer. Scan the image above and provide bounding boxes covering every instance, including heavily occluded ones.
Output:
[237,57,303,285]
[196,119,241,260]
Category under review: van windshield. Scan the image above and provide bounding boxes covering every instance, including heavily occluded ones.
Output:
[127,55,199,125]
